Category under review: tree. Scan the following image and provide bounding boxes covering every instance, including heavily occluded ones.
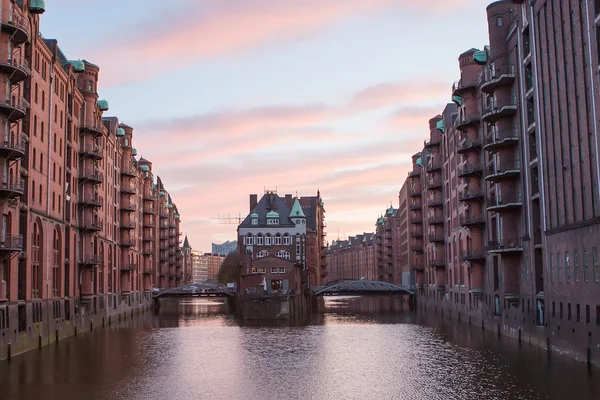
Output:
[218,250,244,284]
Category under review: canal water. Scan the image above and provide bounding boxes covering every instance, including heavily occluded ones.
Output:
[1,296,599,400]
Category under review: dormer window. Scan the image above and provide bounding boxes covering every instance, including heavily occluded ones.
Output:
[251,218,258,225]
[251,212,259,225]
[267,218,279,225]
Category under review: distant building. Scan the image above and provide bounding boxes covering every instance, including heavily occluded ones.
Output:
[192,250,208,283]
[212,241,238,256]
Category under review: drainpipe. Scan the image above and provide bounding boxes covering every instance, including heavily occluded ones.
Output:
[585,1,600,202]
[46,56,54,330]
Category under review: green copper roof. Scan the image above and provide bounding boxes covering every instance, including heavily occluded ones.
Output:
[251,212,259,218]
[363,236,367,242]
[416,157,423,167]
[168,203,173,209]
[266,210,279,218]
[29,0,46,14]
[451,95,463,106]
[68,60,84,73]
[132,148,137,156]
[159,190,165,196]
[436,120,445,133]
[473,50,487,65]
[174,214,179,220]
[289,198,306,218]
[140,165,149,172]
[116,127,125,137]
[387,206,394,215]
[98,99,109,111]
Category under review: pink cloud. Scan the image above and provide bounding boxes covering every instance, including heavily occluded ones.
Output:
[86,0,475,86]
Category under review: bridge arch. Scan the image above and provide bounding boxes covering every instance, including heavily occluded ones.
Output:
[314,280,413,296]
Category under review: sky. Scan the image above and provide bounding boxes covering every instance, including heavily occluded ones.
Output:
[41,0,489,251]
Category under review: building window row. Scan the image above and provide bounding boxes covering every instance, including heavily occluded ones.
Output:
[549,248,599,284]
[245,233,291,246]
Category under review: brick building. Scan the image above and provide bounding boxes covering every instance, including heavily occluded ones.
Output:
[0,1,185,361]
[191,250,208,282]
[326,233,376,282]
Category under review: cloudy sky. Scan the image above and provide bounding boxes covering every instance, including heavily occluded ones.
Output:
[42,0,488,251]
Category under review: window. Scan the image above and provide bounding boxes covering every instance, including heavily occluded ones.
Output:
[275,250,290,260]
[496,16,503,27]
[549,253,554,283]
[87,81,93,91]
[565,252,570,283]
[251,217,258,225]
[251,267,257,273]
[39,184,42,205]
[577,304,581,322]
[53,133,57,152]
[256,250,269,258]
[283,234,290,245]
[267,218,279,225]
[271,267,277,273]
[31,181,35,202]
[42,90,45,110]
[274,234,282,245]
[265,234,271,246]
[258,268,266,273]
[39,153,43,173]
[557,253,562,283]
[595,248,599,282]
[584,250,590,282]
[256,234,263,245]
[32,148,36,169]
[245,233,253,246]
[278,267,285,274]
[40,121,44,142]
[574,251,580,282]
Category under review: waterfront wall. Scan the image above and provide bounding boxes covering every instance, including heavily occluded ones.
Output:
[0,294,152,361]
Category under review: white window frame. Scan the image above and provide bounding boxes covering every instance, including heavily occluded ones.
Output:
[251,218,258,225]
[278,267,285,274]
[259,268,266,273]
[245,233,253,246]
[274,234,282,245]
[265,234,271,246]
[283,234,290,245]
[256,234,263,245]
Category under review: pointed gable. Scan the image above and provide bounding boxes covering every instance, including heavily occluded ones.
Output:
[289,198,306,218]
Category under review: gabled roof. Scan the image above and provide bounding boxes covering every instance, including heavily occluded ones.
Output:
[239,193,295,227]
[182,235,190,249]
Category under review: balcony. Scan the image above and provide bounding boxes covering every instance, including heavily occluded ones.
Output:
[79,256,102,268]
[143,204,155,214]
[429,232,445,243]
[0,178,24,197]
[487,193,522,211]
[176,252,183,259]
[0,9,30,45]
[143,234,156,242]
[79,169,103,183]
[160,253,168,262]
[79,194,103,208]
[458,189,485,202]
[143,248,154,256]
[426,159,442,173]
[0,95,27,121]
[424,136,441,148]
[408,169,420,178]
[452,78,477,96]
[0,51,30,82]
[121,202,136,212]
[410,202,422,211]
[457,161,483,178]
[121,185,136,194]
[427,179,442,190]
[410,214,422,224]
[482,97,518,123]
[79,122,104,138]
[484,129,519,151]
[457,137,482,154]
[0,135,25,160]
[480,65,515,94]
[460,250,486,262]
[455,113,481,131]
[79,144,103,160]
[143,267,154,275]
[459,213,486,227]
[0,234,23,253]
[427,198,444,208]
[144,193,157,201]
[120,263,137,272]
[144,220,156,228]
[430,258,446,268]
[121,167,136,177]
[168,248,176,256]
[411,230,423,238]
[409,187,422,197]
[487,238,523,253]
[428,215,444,226]
[120,221,136,230]
[486,159,521,181]
[80,219,102,232]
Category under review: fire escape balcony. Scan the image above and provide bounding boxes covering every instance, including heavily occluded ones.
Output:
[143,204,154,214]
[460,250,487,262]
[79,169,103,183]
[0,9,29,44]
[144,193,157,201]
[79,122,104,138]
[455,113,481,132]
[142,266,154,275]
[428,215,444,226]
[427,198,444,208]
[484,129,520,151]
[143,247,154,256]
[121,167,137,177]
[0,94,27,121]
[487,238,523,254]
[79,255,102,268]
[482,96,518,123]
[485,159,521,182]
[0,135,25,160]
[458,161,483,179]
[121,185,136,194]
[411,230,423,238]
[0,52,30,82]
[427,179,443,190]
[410,202,422,211]
[458,189,485,202]
[79,144,103,160]
[459,213,486,227]
[143,234,156,242]
[480,65,515,94]
[424,135,441,148]
[410,214,422,224]
[409,186,422,197]
[176,252,183,260]
[120,263,137,272]
[408,169,420,178]
[452,78,477,97]
[0,234,23,253]
[429,232,445,243]
[426,160,442,174]
[121,202,136,212]
[487,193,522,212]
[457,137,482,154]
[0,178,24,198]
[160,253,168,262]
[430,258,446,268]
[120,221,136,230]
[121,238,135,247]
[79,194,103,208]
[144,220,156,228]
[80,219,102,232]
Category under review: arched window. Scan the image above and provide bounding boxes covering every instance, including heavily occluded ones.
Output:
[52,227,61,297]
[39,153,43,173]
[283,233,291,245]
[256,250,269,259]
[265,234,272,246]
[256,234,263,246]
[245,233,254,246]
[32,220,43,298]
[31,181,35,202]
[32,148,36,169]
[39,184,42,204]
[40,121,44,142]
[274,233,282,245]
[275,250,291,260]
[108,245,113,293]
[99,243,104,294]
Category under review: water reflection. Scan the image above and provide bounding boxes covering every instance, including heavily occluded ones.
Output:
[0,296,598,400]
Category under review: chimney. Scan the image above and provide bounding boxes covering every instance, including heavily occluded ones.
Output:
[250,194,257,211]
[285,194,292,204]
